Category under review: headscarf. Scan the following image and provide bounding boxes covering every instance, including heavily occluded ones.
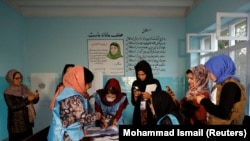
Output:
[107,42,123,59]
[50,66,90,109]
[134,60,154,90]
[185,64,210,97]
[4,69,36,123]
[205,54,240,84]
[96,78,128,106]
[4,69,31,97]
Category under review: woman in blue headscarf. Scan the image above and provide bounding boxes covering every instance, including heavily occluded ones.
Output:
[196,54,246,125]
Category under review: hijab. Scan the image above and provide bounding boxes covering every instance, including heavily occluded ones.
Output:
[50,66,91,109]
[107,42,123,59]
[96,78,128,106]
[205,54,240,84]
[186,64,210,97]
[4,69,32,97]
[134,60,154,90]
[4,69,36,123]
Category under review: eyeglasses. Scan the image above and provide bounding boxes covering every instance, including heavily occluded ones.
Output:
[14,77,22,80]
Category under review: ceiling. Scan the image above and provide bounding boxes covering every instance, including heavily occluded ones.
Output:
[4,0,200,17]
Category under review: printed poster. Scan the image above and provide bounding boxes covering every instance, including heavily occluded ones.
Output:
[88,40,124,75]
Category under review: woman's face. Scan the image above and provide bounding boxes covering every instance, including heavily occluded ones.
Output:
[208,71,217,82]
[137,70,146,81]
[85,82,92,90]
[106,93,116,102]
[13,73,22,86]
[186,72,194,89]
[110,45,118,55]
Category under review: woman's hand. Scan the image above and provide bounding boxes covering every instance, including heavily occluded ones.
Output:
[142,91,151,100]
[196,95,205,104]
[133,89,142,97]
[95,112,102,120]
[112,119,118,126]
[101,118,108,129]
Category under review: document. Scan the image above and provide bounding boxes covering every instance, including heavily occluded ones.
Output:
[85,126,119,137]
[210,87,217,104]
[145,84,157,94]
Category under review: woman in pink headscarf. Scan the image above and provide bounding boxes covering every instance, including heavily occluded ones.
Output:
[47,66,101,141]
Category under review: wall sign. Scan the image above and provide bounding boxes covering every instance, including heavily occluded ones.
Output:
[88,39,125,76]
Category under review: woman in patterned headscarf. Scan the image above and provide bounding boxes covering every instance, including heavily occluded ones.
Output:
[4,69,39,141]
[180,64,210,125]
[47,66,101,141]
[196,54,246,125]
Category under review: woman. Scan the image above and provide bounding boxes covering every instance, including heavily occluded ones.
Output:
[196,54,246,125]
[180,64,210,125]
[50,64,75,110]
[94,78,128,128]
[131,60,162,125]
[4,69,39,141]
[107,42,123,60]
[47,66,101,141]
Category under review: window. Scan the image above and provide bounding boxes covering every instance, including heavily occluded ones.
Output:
[216,12,249,41]
[186,33,216,53]
[198,12,250,114]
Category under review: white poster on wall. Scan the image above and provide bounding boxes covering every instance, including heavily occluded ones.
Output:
[88,39,125,76]
[30,73,58,133]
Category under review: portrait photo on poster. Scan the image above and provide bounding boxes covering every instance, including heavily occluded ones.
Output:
[88,39,125,76]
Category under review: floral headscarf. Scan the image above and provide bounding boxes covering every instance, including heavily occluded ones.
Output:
[186,64,210,97]
[205,54,240,84]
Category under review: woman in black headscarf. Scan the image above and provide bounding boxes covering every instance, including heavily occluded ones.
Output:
[131,60,162,125]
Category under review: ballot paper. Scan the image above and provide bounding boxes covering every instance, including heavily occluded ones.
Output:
[85,125,119,137]
[210,87,217,104]
[145,84,157,94]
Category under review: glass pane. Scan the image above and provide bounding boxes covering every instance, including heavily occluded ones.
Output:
[235,20,247,37]
[188,34,214,52]
[232,48,247,87]
[218,29,229,49]
[220,17,247,38]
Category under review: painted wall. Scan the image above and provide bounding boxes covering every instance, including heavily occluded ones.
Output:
[0,0,24,140]
[0,1,187,140]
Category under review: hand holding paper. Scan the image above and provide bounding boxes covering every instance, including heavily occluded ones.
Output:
[145,84,157,94]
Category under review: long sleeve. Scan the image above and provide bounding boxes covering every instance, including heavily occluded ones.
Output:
[200,82,241,119]
[114,96,128,121]
[60,95,98,127]
[4,94,29,111]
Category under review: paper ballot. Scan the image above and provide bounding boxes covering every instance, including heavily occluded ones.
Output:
[145,84,157,94]
[210,87,217,104]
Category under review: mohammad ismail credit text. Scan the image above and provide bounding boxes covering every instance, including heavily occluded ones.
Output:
[122,128,247,138]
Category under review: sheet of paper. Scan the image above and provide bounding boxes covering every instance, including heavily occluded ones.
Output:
[145,84,157,94]
[210,87,217,104]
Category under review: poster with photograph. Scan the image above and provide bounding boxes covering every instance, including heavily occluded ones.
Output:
[88,39,124,75]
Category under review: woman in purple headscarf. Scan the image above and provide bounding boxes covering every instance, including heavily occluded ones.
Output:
[196,54,246,125]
